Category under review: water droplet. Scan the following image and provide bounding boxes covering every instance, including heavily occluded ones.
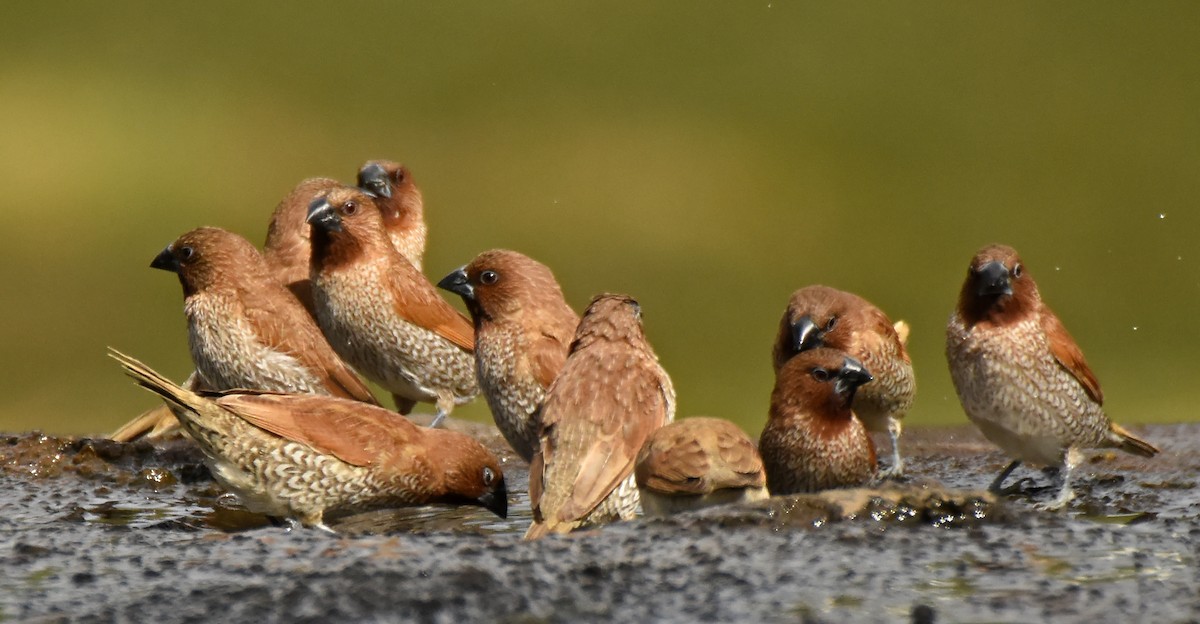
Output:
[1054,266,1061,271]
[1158,213,1166,219]
[1132,326,1139,331]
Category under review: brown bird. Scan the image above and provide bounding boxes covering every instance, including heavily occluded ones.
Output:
[773,285,915,477]
[634,417,768,517]
[111,349,507,530]
[262,177,345,313]
[356,160,427,272]
[525,294,676,539]
[307,185,478,426]
[152,227,378,401]
[759,347,877,495]
[946,244,1159,509]
[437,249,579,462]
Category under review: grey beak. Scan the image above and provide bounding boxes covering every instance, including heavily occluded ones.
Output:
[834,356,874,400]
[437,267,474,300]
[976,261,1012,297]
[150,245,179,273]
[357,164,392,199]
[790,314,824,353]
[306,198,343,233]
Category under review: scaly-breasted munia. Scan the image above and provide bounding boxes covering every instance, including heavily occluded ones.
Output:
[356,160,427,272]
[525,294,675,539]
[946,243,1159,508]
[759,347,877,495]
[773,285,915,476]
[307,186,478,426]
[111,349,506,530]
[634,416,768,517]
[149,227,379,404]
[437,250,579,462]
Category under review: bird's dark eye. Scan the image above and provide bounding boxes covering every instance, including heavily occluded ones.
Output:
[179,246,194,261]
[342,201,358,216]
[393,171,405,183]
[482,467,495,486]
[1012,263,1023,278]
[811,367,830,382]
[480,270,499,285]
[826,316,838,331]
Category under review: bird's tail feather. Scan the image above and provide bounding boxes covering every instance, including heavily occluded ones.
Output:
[1109,423,1160,458]
[109,404,179,442]
[892,320,911,345]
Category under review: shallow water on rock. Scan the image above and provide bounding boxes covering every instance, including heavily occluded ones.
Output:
[2,422,1198,622]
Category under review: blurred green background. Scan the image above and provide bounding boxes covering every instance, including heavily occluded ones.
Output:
[3,2,1197,436]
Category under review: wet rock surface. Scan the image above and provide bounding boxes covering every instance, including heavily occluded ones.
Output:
[2,422,1198,623]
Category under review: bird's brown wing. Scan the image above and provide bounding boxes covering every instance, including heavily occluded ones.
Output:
[1040,306,1104,404]
[241,286,380,405]
[528,330,572,389]
[713,425,768,489]
[555,366,672,520]
[387,264,475,352]
[637,433,710,495]
[219,392,416,467]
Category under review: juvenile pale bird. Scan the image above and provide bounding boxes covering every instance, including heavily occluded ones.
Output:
[946,244,1158,509]
[635,417,768,517]
[760,348,877,495]
[773,286,915,476]
[307,186,478,425]
[525,294,675,539]
[438,250,579,462]
[112,349,507,530]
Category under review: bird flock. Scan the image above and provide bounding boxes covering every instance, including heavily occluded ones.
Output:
[110,160,1160,537]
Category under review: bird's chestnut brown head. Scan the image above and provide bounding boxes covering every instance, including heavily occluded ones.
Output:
[571,293,646,352]
[773,286,874,372]
[307,186,391,267]
[438,250,569,325]
[427,430,509,518]
[151,227,266,297]
[773,347,874,416]
[957,244,1041,327]
[356,160,423,225]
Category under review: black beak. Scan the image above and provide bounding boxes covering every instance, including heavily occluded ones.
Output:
[834,356,874,401]
[306,198,343,233]
[976,261,1012,297]
[150,245,179,273]
[357,164,392,199]
[437,267,474,300]
[479,478,508,519]
[790,314,824,353]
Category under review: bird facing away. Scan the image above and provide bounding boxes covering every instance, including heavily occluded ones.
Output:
[262,177,345,314]
[307,185,478,426]
[945,244,1158,509]
[149,227,378,405]
[438,249,580,462]
[759,347,877,495]
[635,416,768,517]
[111,349,507,530]
[356,160,427,272]
[525,294,676,539]
[773,285,915,477]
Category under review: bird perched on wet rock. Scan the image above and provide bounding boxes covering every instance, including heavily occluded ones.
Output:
[946,243,1158,509]
[111,349,507,530]
[437,249,579,462]
[307,185,478,425]
[773,286,915,477]
[148,226,379,404]
[760,348,877,495]
[356,160,427,272]
[525,294,675,539]
[635,417,768,516]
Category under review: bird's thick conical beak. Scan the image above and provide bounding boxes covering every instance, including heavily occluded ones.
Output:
[306,198,343,233]
[479,478,508,519]
[790,314,823,353]
[835,356,874,401]
[976,261,1012,297]
[437,267,474,300]
[150,245,179,273]
[357,164,392,199]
